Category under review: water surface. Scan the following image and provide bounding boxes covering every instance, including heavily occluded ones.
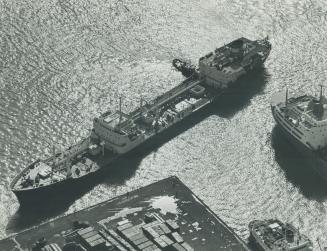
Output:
[1,0,327,248]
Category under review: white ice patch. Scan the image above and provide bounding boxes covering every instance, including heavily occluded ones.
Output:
[192,221,202,231]
[99,207,143,225]
[149,195,179,215]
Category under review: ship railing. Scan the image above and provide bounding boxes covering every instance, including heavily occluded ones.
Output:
[144,78,202,113]
[47,137,90,160]
[302,112,319,125]
[48,140,90,169]
[286,108,301,118]
[127,77,201,122]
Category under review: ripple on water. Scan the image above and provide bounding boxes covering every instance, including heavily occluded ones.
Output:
[2,0,327,249]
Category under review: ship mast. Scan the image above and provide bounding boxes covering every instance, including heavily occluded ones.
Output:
[119,97,122,124]
[140,96,143,114]
[285,88,288,117]
[319,84,324,103]
[66,158,71,177]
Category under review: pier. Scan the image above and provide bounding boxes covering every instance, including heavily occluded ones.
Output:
[1,176,250,250]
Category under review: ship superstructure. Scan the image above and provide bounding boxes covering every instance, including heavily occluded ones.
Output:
[10,37,271,202]
[249,219,312,251]
[271,87,327,178]
[199,37,270,89]
[272,87,327,150]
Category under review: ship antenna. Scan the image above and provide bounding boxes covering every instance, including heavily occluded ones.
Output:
[140,96,143,111]
[285,88,288,109]
[66,158,71,177]
[119,96,122,124]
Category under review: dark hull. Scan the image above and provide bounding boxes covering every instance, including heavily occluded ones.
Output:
[13,173,93,205]
[248,233,267,251]
[12,97,214,205]
[248,221,268,251]
[12,153,120,205]
[272,110,327,181]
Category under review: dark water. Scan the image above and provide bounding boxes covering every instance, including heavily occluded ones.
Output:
[1,0,327,248]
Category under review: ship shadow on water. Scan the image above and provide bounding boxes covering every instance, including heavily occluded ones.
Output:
[214,67,270,118]
[6,67,269,234]
[117,67,270,159]
[271,126,327,201]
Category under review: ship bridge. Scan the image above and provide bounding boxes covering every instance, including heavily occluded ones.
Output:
[99,111,131,132]
[305,98,327,122]
[273,92,327,151]
[286,95,327,125]
[92,109,143,153]
[198,37,270,89]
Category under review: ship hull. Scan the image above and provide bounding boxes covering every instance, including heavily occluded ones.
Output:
[248,220,312,251]
[12,64,269,204]
[272,107,327,181]
[12,94,213,204]
[248,233,269,251]
[11,164,110,206]
[13,175,85,205]
[12,105,210,204]
[248,220,270,251]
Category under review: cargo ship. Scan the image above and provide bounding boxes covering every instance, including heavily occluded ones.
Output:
[249,219,313,250]
[10,37,271,203]
[271,86,327,180]
[1,176,251,250]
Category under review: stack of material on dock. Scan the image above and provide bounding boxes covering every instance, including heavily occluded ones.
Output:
[115,219,158,251]
[110,214,194,251]
[0,176,250,251]
[41,243,62,251]
[77,226,106,250]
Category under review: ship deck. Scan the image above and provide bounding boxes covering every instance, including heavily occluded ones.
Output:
[129,76,204,120]
[1,176,250,251]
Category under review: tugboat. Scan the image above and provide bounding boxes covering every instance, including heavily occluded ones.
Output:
[249,219,313,250]
[271,86,327,180]
[172,58,197,78]
[10,37,271,203]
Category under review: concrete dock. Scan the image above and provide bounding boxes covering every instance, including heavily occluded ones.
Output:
[0,176,250,250]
